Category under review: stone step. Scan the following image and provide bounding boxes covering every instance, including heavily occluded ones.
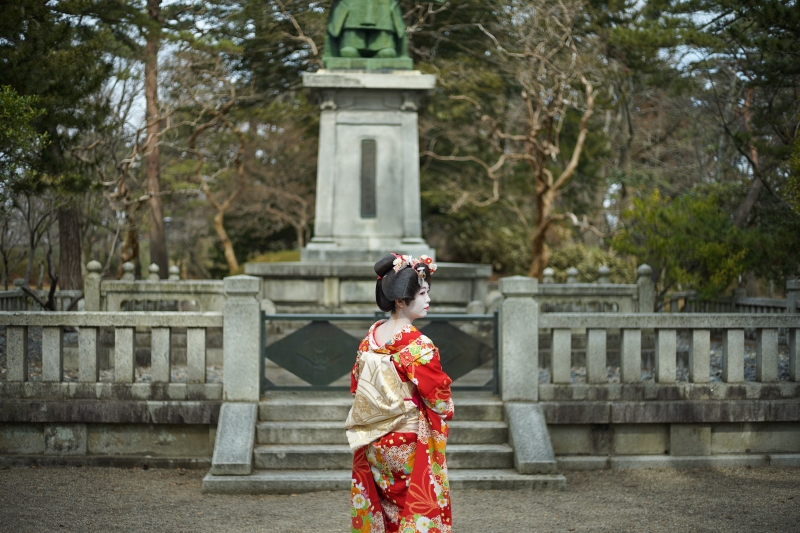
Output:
[256,420,508,445]
[253,444,514,470]
[202,469,566,494]
[258,395,504,422]
[451,397,504,421]
[259,395,352,422]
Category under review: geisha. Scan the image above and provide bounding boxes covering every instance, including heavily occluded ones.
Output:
[345,253,454,533]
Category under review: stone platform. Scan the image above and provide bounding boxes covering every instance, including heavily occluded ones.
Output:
[244,261,492,313]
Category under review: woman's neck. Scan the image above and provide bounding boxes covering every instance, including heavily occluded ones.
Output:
[379,312,412,344]
[388,312,412,330]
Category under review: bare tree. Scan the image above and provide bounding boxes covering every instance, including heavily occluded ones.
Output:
[423,0,601,278]
[13,192,57,286]
[0,207,28,289]
[166,48,254,274]
[242,116,316,251]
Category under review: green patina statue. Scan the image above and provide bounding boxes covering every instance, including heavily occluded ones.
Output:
[324,0,443,69]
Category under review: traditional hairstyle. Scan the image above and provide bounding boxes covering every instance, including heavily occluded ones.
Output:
[374,253,437,313]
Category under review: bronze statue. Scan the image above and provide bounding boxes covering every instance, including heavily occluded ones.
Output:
[324,0,443,68]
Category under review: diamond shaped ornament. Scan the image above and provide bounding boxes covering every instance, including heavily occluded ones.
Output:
[265,321,360,386]
[420,321,494,381]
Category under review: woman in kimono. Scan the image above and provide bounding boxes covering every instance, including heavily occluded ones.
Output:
[346,253,454,533]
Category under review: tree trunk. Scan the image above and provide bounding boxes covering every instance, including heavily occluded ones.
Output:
[733,87,761,228]
[213,211,239,273]
[716,77,737,180]
[529,188,554,279]
[119,227,140,279]
[144,0,167,278]
[57,206,82,290]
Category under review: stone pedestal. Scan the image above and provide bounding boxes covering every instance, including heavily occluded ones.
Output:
[301,70,436,262]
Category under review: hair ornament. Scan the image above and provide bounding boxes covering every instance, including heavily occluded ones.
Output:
[418,255,437,274]
[415,265,426,285]
[390,253,437,279]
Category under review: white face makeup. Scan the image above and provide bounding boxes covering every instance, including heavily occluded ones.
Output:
[396,282,430,322]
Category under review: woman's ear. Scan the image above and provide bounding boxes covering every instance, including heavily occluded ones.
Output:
[395,298,406,309]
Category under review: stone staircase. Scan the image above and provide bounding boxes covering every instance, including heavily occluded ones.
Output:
[203,392,566,493]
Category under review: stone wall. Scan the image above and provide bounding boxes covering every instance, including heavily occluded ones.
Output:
[0,400,220,467]
[550,422,800,468]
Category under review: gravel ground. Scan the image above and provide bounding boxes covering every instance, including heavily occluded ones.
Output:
[0,466,798,532]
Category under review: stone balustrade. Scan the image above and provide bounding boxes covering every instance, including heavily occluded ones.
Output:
[497,277,800,468]
[87,261,226,312]
[0,311,224,401]
[539,313,799,386]
[499,276,800,403]
[664,286,800,314]
[0,284,83,311]
[0,274,262,403]
[0,270,798,469]
[538,265,799,315]
[533,264,654,313]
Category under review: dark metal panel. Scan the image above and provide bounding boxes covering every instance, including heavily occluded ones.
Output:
[264,321,360,387]
[261,313,498,391]
[419,321,494,382]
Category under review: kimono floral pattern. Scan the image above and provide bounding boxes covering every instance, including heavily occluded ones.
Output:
[350,322,454,533]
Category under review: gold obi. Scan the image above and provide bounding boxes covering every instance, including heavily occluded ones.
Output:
[344,350,420,450]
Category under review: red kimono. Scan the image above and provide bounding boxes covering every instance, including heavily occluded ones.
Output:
[350,321,455,533]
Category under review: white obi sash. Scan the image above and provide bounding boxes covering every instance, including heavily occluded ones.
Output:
[344,350,420,450]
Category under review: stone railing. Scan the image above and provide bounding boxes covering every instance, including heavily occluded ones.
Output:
[516,264,655,313]
[539,313,799,386]
[498,275,800,469]
[498,276,800,402]
[86,261,226,312]
[664,281,800,314]
[0,275,262,403]
[0,311,223,400]
[0,281,83,311]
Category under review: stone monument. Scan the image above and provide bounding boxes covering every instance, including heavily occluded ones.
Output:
[245,0,490,311]
[300,70,436,262]
[301,0,443,262]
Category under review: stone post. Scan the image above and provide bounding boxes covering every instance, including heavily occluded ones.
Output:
[121,262,135,281]
[168,265,181,281]
[637,264,655,313]
[566,267,579,284]
[84,261,102,311]
[499,276,539,402]
[542,268,555,284]
[12,279,25,310]
[223,275,261,401]
[147,263,160,281]
[786,279,799,314]
[732,287,746,312]
[597,265,611,284]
